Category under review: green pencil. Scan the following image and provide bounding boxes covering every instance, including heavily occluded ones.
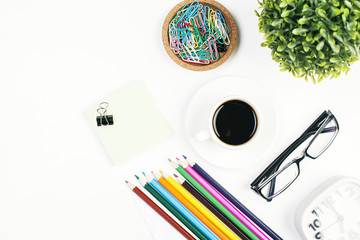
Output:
[169,159,260,240]
[135,175,209,240]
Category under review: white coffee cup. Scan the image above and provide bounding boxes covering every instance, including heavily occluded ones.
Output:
[196,96,260,150]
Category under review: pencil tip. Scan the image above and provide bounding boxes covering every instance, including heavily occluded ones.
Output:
[174,174,178,177]
[159,170,163,173]
[182,155,187,159]
[168,158,172,162]
[134,175,139,180]
[142,172,145,176]
[176,157,180,161]
[125,180,128,183]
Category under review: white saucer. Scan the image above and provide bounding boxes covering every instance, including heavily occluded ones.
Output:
[186,76,279,169]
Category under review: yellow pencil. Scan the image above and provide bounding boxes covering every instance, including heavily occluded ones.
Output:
[161,171,242,240]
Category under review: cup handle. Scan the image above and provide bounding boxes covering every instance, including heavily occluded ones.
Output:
[196,131,211,142]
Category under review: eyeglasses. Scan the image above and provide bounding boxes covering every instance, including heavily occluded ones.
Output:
[251,110,339,202]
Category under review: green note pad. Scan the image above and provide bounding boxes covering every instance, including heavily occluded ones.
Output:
[86,81,171,165]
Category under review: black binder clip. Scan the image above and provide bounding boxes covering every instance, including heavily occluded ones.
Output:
[96,102,114,126]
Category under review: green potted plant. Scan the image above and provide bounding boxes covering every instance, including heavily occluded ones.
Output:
[256,0,360,83]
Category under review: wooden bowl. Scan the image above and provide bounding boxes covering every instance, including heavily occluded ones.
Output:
[162,0,237,71]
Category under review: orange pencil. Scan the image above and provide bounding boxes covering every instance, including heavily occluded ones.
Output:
[152,171,231,240]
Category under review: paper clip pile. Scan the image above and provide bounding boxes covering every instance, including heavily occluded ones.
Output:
[169,1,230,65]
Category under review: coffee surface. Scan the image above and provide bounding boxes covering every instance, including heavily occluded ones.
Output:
[213,100,257,145]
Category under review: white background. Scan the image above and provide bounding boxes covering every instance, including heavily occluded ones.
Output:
[1,0,360,239]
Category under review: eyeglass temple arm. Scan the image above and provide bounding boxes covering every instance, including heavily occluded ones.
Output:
[251,111,329,188]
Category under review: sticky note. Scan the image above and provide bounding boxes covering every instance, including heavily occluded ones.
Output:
[86,81,171,165]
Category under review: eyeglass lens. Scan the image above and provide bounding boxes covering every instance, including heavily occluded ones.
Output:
[259,158,300,200]
[306,117,338,158]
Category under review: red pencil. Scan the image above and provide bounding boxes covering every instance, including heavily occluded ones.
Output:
[125,180,196,240]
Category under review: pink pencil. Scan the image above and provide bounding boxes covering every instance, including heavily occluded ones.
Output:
[177,158,271,240]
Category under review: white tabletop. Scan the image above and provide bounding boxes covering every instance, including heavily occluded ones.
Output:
[1,0,360,239]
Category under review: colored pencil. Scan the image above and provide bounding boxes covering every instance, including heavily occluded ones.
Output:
[169,159,260,240]
[135,175,207,240]
[126,180,196,240]
[183,155,283,240]
[177,159,270,240]
[154,171,231,240]
[161,171,242,240]
[143,172,220,240]
[174,174,250,240]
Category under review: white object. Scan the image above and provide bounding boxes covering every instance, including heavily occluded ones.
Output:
[186,76,279,169]
[195,95,261,150]
[295,176,360,240]
[86,81,172,165]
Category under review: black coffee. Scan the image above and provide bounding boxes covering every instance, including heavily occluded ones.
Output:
[212,100,257,146]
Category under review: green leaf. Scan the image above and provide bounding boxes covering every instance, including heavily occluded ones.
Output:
[287,41,299,48]
[332,0,340,7]
[316,8,328,19]
[320,28,328,39]
[302,4,313,14]
[263,32,273,39]
[309,21,321,31]
[347,21,357,31]
[279,35,287,43]
[314,33,322,41]
[329,7,342,18]
[306,32,313,42]
[298,17,308,24]
[284,17,296,24]
[292,28,308,35]
[279,1,288,8]
[303,42,311,52]
[316,41,325,50]
[328,21,340,31]
[330,43,340,53]
[317,51,325,59]
[311,50,317,58]
[348,45,358,56]
[274,3,281,13]
[311,74,316,84]
[354,1,360,9]
[289,51,296,61]
[281,9,294,17]
[277,45,287,52]
[271,19,283,26]
[333,32,344,43]
[330,57,341,63]
[288,0,296,8]
[345,0,352,9]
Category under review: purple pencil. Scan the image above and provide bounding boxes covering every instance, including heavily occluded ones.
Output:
[177,158,271,240]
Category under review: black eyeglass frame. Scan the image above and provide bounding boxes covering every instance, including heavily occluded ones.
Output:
[250,110,339,202]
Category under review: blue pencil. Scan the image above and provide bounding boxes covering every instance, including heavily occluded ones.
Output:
[182,156,283,240]
[143,172,220,240]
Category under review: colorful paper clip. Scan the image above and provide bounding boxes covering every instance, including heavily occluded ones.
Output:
[168,0,230,65]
